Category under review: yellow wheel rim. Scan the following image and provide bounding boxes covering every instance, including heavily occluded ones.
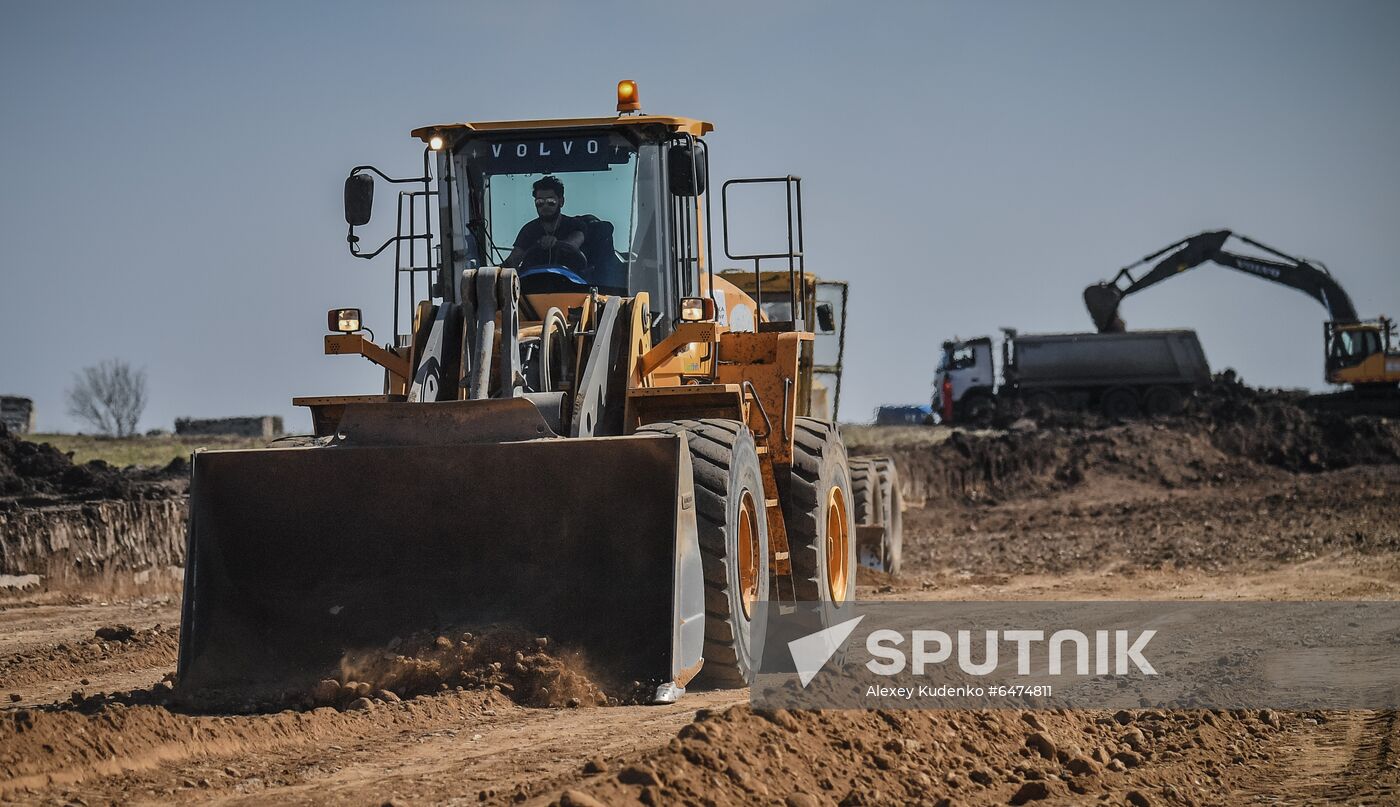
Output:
[738,490,760,619]
[825,485,850,603]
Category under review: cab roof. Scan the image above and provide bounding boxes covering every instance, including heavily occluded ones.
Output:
[411,115,713,143]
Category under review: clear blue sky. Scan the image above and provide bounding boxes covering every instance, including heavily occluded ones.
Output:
[3,0,1397,431]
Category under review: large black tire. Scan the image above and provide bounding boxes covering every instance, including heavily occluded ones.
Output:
[872,457,903,576]
[636,419,768,688]
[1144,385,1184,417]
[1101,387,1140,420]
[958,392,994,423]
[852,455,904,576]
[850,458,883,571]
[1024,390,1058,417]
[785,418,856,607]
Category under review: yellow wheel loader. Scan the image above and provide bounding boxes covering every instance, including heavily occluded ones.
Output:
[175,82,888,703]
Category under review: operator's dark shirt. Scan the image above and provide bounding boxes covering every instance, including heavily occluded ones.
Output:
[512,215,586,251]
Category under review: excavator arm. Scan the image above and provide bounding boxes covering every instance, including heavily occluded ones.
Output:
[1084,229,1358,332]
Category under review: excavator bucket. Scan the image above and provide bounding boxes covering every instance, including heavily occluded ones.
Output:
[175,399,705,704]
[1084,283,1125,332]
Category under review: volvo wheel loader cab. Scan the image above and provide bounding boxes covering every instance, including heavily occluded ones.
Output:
[176,83,858,704]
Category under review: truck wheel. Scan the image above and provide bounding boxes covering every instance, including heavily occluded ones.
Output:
[637,419,768,688]
[1144,385,1184,416]
[850,459,882,570]
[959,392,994,423]
[873,457,903,576]
[1101,387,1140,420]
[1025,390,1057,416]
[786,419,856,608]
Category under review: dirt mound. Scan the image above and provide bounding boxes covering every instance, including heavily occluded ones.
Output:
[849,378,1399,508]
[1199,372,1400,471]
[854,422,1265,507]
[0,425,186,510]
[1,623,178,691]
[557,705,1297,806]
[0,686,514,796]
[174,626,627,714]
[330,627,618,709]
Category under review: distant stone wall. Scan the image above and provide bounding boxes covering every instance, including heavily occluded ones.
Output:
[0,396,35,434]
[175,416,283,438]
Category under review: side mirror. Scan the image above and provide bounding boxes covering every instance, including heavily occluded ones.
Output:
[667,144,707,197]
[344,174,374,226]
[815,302,837,334]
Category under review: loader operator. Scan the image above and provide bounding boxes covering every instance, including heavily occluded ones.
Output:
[503,176,588,273]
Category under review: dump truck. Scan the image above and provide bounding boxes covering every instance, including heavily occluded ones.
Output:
[934,328,1211,423]
[176,82,900,704]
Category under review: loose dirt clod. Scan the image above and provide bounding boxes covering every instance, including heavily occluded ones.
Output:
[333,626,619,709]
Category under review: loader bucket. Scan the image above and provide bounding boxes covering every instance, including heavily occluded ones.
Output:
[176,400,705,705]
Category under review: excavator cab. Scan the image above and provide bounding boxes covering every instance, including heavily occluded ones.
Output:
[1325,318,1398,386]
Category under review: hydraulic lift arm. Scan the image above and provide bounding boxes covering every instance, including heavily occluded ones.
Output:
[1084,229,1358,332]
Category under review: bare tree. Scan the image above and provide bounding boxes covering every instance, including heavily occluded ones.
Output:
[67,359,148,437]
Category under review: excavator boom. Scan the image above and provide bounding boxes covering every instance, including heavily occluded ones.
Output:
[1084,229,1357,332]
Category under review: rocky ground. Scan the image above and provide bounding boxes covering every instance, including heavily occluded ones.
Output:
[1,388,1398,805]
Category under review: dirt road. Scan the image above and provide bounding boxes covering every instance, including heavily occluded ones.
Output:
[3,418,1398,805]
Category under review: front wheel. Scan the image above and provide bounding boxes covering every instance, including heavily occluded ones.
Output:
[958,393,994,423]
[637,419,768,688]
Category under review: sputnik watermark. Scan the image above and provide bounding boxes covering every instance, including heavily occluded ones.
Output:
[752,601,1400,710]
[865,629,1156,677]
[788,622,1155,688]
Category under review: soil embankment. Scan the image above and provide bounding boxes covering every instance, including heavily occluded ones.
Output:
[1,425,188,596]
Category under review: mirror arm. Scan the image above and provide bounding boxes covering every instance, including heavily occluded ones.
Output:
[350,232,432,260]
[345,153,437,259]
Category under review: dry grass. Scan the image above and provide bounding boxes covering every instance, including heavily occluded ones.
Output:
[26,433,269,468]
[839,423,954,449]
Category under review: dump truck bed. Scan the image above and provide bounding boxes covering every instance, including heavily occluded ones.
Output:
[1009,329,1210,389]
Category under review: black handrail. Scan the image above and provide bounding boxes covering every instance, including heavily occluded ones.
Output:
[721,175,805,330]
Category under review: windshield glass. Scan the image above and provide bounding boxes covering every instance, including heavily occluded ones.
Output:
[456,132,661,295]
[1334,328,1380,359]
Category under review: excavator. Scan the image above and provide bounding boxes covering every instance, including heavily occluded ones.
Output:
[1084,230,1400,403]
[176,82,900,704]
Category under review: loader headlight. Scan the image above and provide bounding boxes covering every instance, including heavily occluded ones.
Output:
[680,297,717,322]
[329,307,363,333]
[428,134,445,151]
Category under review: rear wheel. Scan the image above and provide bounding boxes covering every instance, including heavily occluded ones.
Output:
[872,457,903,576]
[1144,385,1184,416]
[786,419,855,608]
[637,419,768,688]
[1025,390,1058,416]
[851,459,883,570]
[1101,387,1140,420]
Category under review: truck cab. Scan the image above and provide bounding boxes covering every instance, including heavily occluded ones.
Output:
[933,336,996,422]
